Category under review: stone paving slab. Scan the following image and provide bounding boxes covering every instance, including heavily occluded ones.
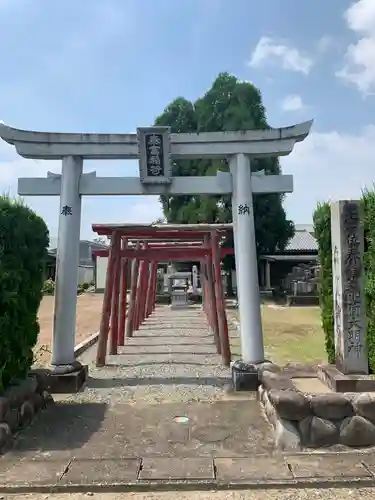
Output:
[139,457,214,480]
[2,453,375,493]
[287,454,371,480]
[4,400,273,460]
[60,458,141,486]
[214,456,293,483]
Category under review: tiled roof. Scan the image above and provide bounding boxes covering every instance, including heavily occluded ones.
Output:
[285,229,318,252]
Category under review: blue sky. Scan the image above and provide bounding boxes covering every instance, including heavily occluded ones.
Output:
[1,0,375,239]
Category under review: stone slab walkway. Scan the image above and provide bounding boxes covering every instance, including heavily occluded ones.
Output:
[2,305,375,493]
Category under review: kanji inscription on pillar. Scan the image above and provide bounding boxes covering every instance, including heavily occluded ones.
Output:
[61,205,72,216]
[238,204,250,216]
[137,126,172,185]
[331,200,368,374]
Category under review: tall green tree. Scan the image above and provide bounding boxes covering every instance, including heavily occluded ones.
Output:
[154,72,294,270]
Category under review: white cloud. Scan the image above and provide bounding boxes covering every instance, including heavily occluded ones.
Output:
[316,35,337,53]
[337,0,375,95]
[280,94,306,112]
[281,124,375,222]
[248,36,313,75]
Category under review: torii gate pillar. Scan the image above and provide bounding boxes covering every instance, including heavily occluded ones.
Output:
[231,153,264,364]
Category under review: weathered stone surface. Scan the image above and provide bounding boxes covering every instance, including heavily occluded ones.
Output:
[263,391,277,426]
[274,418,301,450]
[42,391,54,405]
[310,393,354,420]
[4,376,38,407]
[353,393,375,422]
[299,415,338,447]
[257,384,265,403]
[0,397,9,420]
[260,371,294,391]
[268,389,310,421]
[0,422,12,450]
[257,362,281,375]
[4,408,20,432]
[340,415,375,447]
[30,392,45,411]
[19,400,34,427]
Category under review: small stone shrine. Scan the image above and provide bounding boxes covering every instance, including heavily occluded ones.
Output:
[169,272,190,309]
[331,200,368,374]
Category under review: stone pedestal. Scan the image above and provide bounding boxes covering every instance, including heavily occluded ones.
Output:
[230,360,259,391]
[171,289,189,309]
[331,200,368,375]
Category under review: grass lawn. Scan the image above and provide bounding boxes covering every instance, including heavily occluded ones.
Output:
[228,305,327,366]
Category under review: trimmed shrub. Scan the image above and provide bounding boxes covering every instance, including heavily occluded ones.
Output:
[313,202,334,363]
[0,195,49,392]
[42,278,55,295]
[362,189,375,372]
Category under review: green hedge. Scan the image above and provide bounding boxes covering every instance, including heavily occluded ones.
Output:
[0,195,49,392]
[313,202,334,363]
[314,191,375,372]
[363,190,375,372]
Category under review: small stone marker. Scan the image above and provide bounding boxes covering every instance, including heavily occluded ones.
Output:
[192,265,199,293]
[331,200,368,374]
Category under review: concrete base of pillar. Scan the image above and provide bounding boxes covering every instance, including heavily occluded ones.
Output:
[230,360,259,392]
[32,364,88,394]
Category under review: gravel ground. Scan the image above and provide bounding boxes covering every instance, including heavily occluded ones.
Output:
[58,305,234,405]
[8,487,375,499]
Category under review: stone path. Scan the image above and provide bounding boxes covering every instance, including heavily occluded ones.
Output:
[2,305,375,493]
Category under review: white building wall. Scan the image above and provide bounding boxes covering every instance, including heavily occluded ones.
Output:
[77,265,94,285]
[96,256,108,291]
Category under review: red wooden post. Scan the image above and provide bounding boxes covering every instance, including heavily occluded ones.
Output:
[109,237,122,355]
[146,261,156,317]
[118,238,128,346]
[138,257,149,325]
[134,242,147,331]
[200,260,209,321]
[96,232,120,367]
[204,236,221,354]
[125,242,140,338]
[151,262,158,312]
[211,231,231,366]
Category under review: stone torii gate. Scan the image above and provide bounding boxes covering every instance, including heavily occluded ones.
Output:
[0,121,312,378]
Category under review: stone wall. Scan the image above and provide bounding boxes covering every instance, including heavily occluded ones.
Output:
[258,363,375,450]
[0,374,53,453]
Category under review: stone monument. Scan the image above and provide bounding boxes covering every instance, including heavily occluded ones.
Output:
[331,200,368,374]
[192,265,199,293]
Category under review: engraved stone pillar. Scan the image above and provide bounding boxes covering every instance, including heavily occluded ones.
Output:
[331,200,368,374]
[192,265,198,293]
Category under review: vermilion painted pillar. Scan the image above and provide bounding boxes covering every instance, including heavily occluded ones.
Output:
[151,263,158,312]
[96,232,120,367]
[125,242,140,338]
[118,238,128,346]
[109,236,122,355]
[204,236,221,354]
[138,256,149,326]
[134,242,148,331]
[146,261,157,317]
[211,231,231,366]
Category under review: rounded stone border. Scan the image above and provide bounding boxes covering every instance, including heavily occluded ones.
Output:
[257,362,375,450]
[0,374,54,453]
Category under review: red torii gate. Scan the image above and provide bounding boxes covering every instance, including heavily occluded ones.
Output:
[92,223,233,368]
